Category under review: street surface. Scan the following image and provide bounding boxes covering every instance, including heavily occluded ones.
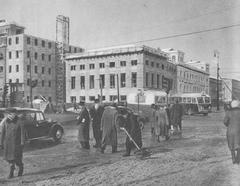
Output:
[0,111,240,186]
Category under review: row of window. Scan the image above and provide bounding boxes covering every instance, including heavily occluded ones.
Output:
[179,84,205,93]
[70,60,138,71]
[145,60,176,73]
[145,72,166,88]
[26,37,52,49]
[8,51,52,61]
[70,73,137,90]
[70,95,127,103]
[8,65,52,74]
[27,79,52,87]
[8,37,19,45]
[179,71,207,82]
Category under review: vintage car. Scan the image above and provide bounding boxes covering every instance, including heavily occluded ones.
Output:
[0,107,64,143]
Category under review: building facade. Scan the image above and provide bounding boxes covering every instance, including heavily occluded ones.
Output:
[222,78,240,102]
[209,77,223,106]
[0,20,83,106]
[65,45,177,103]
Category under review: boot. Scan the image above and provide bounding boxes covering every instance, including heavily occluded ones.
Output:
[8,164,15,179]
[18,164,24,177]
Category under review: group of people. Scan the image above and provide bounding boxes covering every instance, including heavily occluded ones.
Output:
[76,99,142,157]
[150,100,184,142]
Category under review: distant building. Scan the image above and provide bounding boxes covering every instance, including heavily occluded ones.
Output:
[222,78,240,102]
[65,45,177,103]
[0,20,84,106]
[162,48,184,64]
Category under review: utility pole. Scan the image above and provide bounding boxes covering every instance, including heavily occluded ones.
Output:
[29,56,33,108]
[215,50,220,111]
[116,74,120,104]
[99,78,103,103]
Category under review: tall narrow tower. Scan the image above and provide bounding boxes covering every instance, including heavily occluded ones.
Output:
[56,15,70,105]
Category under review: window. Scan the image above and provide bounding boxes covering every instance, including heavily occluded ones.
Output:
[42,67,45,74]
[16,51,19,58]
[156,63,159,68]
[157,74,160,88]
[48,68,51,74]
[27,51,30,58]
[27,96,30,102]
[152,73,154,87]
[89,75,94,89]
[34,39,38,46]
[27,79,30,86]
[80,65,85,70]
[89,64,95,69]
[42,80,44,87]
[74,48,77,53]
[131,72,137,87]
[48,55,51,61]
[27,37,31,44]
[9,79,12,83]
[131,60,137,66]
[8,38,12,45]
[151,62,154,67]
[100,74,105,88]
[146,72,149,87]
[120,61,126,66]
[34,52,38,60]
[89,96,95,102]
[48,42,52,49]
[9,52,12,59]
[16,37,19,44]
[120,73,126,87]
[120,95,127,101]
[16,65,19,72]
[48,81,51,87]
[27,65,30,72]
[41,53,45,61]
[71,76,76,89]
[145,60,149,65]
[35,66,38,73]
[110,74,115,88]
[9,65,12,73]
[80,76,85,89]
[109,62,115,68]
[0,53,3,60]
[162,64,164,70]
[110,95,117,101]
[80,96,85,101]
[70,96,76,103]
[99,63,105,68]
[42,40,45,47]
[0,66,3,72]
[70,65,76,71]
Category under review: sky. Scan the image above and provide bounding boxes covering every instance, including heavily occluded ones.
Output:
[1,0,240,80]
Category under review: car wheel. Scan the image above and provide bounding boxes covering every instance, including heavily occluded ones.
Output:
[53,128,63,143]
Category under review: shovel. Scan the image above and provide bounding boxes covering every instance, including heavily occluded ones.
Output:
[120,127,152,159]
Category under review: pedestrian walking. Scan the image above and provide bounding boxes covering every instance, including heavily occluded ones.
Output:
[155,104,169,142]
[89,99,104,148]
[223,100,240,164]
[0,108,25,179]
[150,104,156,135]
[170,100,184,132]
[100,104,118,153]
[77,101,90,149]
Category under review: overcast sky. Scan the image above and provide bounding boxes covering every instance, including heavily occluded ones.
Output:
[1,0,240,80]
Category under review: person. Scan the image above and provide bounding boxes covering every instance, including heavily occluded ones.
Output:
[150,104,156,135]
[170,100,184,132]
[223,100,240,164]
[155,104,169,142]
[100,104,118,153]
[119,111,143,157]
[89,99,104,148]
[0,108,25,179]
[77,101,90,149]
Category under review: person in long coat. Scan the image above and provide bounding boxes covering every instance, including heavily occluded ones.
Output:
[1,109,25,179]
[89,99,104,148]
[118,111,143,157]
[155,105,169,142]
[170,100,184,132]
[100,105,118,153]
[223,100,240,164]
[77,101,90,149]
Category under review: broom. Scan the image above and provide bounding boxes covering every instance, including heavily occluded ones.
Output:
[120,127,152,159]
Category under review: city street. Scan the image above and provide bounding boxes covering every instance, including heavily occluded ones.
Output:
[0,111,239,186]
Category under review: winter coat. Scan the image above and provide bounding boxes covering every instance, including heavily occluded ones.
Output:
[77,106,90,142]
[1,116,25,161]
[89,105,104,141]
[170,103,183,127]
[155,108,169,136]
[224,108,240,150]
[101,106,118,146]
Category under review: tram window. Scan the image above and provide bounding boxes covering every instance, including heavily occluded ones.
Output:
[183,97,186,103]
[205,97,210,103]
[187,98,191,103]
[179,97,182,103]
[192,98,196,103]
[197,97,204,104]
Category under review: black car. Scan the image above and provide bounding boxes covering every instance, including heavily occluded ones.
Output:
[0,107,64,143]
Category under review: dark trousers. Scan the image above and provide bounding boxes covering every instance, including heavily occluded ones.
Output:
[80,141,90,149]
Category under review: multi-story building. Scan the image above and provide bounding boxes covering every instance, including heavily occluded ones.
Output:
[65,45,177,103]
[0,20,83,106]
[163,48,209,94]
[209,77,223,106]
[222,78,240,102]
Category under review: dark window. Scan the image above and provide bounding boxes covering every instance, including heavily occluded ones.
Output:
[70,65,76,71]
[35,66,38,73]
[0,66,3,72]
[157,74,160,88]
[9,65,12,73]
[42,80,44,87]
[71,76,75,89]
[80,65,85,70]
[110,74,115,88]
[89,96,95,101]
[156,63,159,68]
[120,73,126,87]
[99,63,105,68]
[27,65,30,72]
[48,42,52,48]
[120,95,127,101]
[146,72,149,87]
[16,37,19,44]
[100,74,105,88]
[151,62,154,67]
[74,48,77,53]
[109,62,115,68]
[80,76,85,89]
[0,53,3,60]
[131,60,137,66]
[41,53,45,61]
[34,52,38,60]
[8,38,12,45]
[48,55,51,61]
[27,79,30,86]
[27,37,31,44]
[152,73,154,87]
[90,75,94,89]
[145,60,149,65]
[80,96,85,101]
[16,51,19,58]
[131,72,137,87]
[9,52,12,59]
[89,64,95,69]
[34,39,38,46]
[70,96,76,103]
[16,65,19,72]
[42,40,45,47]
[48,81,51,87]
[162,64,164,70]
[27,51,30,58]
[120,61,126,66]
[110,95,117,101]
[42,67,45,74]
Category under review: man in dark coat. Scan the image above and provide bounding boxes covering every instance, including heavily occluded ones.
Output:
[77,101,90,149]
[224,100,240,164]
[118,111,143,157]
[89,99,104,148]
[170,100,184,132]
[1,109,25,179]
[100,105,118,153]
